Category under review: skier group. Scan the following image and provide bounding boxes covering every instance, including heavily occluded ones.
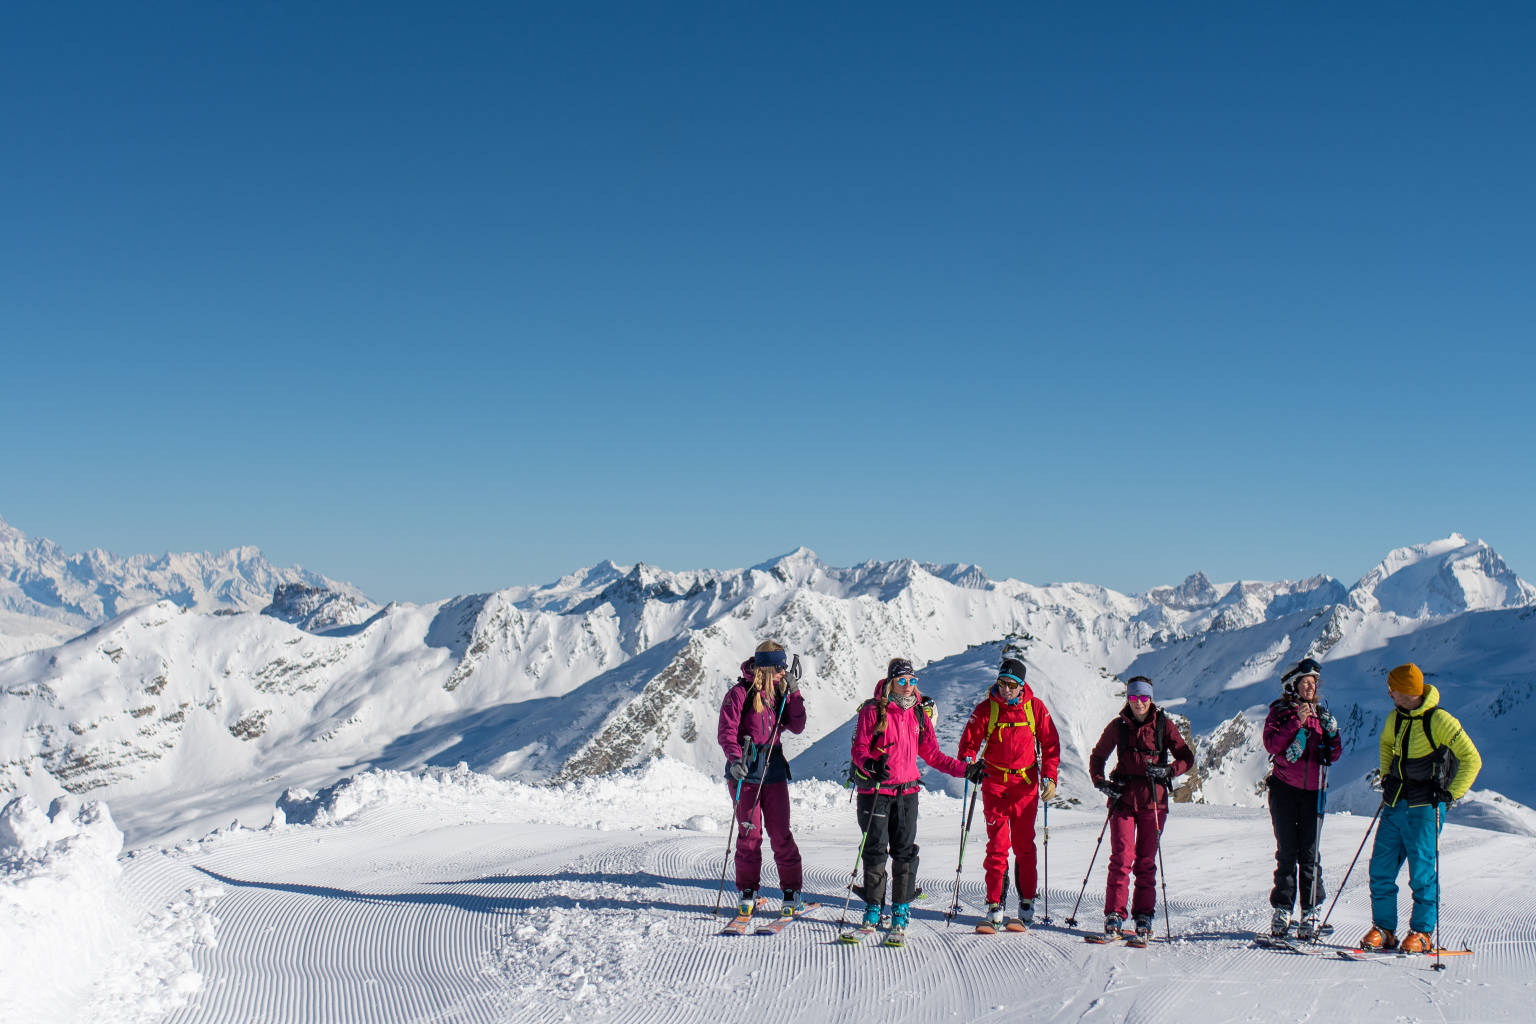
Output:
[716,640,1482,953]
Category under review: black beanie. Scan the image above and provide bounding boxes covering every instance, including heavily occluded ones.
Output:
[998,657,1027,682]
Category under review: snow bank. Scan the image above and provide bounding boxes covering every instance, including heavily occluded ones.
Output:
[277,757,854,833]
[0,795,220,1024]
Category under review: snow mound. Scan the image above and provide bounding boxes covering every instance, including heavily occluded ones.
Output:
[0,795,220,1023]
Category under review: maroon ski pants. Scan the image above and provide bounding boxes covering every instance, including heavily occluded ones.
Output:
[1104,803,1166,918]
[729,780,803,894]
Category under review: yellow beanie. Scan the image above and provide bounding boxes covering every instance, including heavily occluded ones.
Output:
[1388,663,1424,696]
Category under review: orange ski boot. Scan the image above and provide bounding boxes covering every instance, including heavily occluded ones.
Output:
[1399,931,1434,954]
[1359,925,1397,951]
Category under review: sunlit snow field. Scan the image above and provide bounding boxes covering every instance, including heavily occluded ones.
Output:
[6,760,1533,1023]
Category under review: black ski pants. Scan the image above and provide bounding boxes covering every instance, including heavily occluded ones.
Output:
[1268,776,1326,912]
[855,790,921,906]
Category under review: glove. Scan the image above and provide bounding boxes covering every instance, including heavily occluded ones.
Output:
[1095,780,1123,801]
[1319,708,1338,737]
[1040,777,1057,802]
[727,757,750,781]
[862,754,890,782]
[964,760,987,783]
[1283,730,1307,764]
[1145,765,1170,784]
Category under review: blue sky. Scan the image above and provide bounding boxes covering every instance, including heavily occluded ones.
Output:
[4,3,1534,602]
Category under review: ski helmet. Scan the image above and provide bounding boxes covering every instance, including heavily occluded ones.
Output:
[1281,657,1322,697]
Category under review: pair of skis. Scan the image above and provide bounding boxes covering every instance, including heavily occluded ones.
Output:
[974,918,1029,935]
[1254,934,1472,961]
[1084,928,1151,948]
[720,898,822,937]
[836,921,908,947]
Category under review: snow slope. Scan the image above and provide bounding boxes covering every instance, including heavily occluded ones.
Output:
[8,761,1532,1023]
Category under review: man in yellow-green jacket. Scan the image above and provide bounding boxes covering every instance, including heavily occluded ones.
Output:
[1358,663,1482,953]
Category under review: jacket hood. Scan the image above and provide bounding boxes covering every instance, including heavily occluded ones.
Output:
[1396,684,1442,717]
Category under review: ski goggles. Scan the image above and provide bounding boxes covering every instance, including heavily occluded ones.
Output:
[996,673,1024,690]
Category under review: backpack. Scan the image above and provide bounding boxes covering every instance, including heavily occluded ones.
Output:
[980,694,1040,778]
[1117,708,1169,772]
[1388,705,1460,800]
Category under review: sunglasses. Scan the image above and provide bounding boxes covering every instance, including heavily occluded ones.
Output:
[891,676,918,688]
[996,677,1022,689]
[1127,695,1152,704]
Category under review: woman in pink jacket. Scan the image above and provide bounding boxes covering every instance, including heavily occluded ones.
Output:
[848,657,967,935]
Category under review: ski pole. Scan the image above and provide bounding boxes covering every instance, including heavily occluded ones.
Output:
[1433,801,1445,972]
[1065,795,1118,927]
[1154,782,1172,942]
[1319,799,1383,936]
[711,770,750,917]
[1038,737,1051,925]
[1306,762,1329,937]
[839,793,888,926]
[946,779,982,925]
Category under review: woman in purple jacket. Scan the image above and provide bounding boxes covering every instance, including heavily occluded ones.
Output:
[1262,657,1343,939]
[847,657,967,935]
[717,640,806,917]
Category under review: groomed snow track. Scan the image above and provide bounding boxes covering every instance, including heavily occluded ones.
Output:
[104,789,1536,1024]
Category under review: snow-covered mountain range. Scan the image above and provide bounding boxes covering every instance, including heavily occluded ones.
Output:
[0,515,371,659]
[1,519,1532,848]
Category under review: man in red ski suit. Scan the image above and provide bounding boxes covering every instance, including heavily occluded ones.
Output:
[957,657,1061,927]
[1088,675,1194,938]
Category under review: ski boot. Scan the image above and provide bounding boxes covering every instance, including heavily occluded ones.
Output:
[737,889,757,918]
[1399,930,1434,954]
[1134,914,1154,938]
[890,902,911,930]
[1104,913,1124,938]
[1017,900,1035,926]
[1270,906,1292,938]
[860,902,881,928]
[780,889,805,918]
[1359,925,1397,951]
[1295,908,1320,941]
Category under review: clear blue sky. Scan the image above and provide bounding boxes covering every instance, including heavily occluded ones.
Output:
[5,3,1534,602]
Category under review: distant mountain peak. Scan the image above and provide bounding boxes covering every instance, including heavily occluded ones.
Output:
[0,513,366,638]
[1349,535,1535,617]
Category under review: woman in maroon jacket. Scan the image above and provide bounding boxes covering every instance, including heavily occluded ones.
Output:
[1088,676,1194,939]
[717,640,806,917]
[1262,657,1342,938]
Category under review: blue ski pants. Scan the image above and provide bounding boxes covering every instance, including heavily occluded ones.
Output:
[1368,801,1444,934]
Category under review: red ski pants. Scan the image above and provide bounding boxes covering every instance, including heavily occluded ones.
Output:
[729,780,802,894]
[1104,804,1166,918]
[981,775,1040,904]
